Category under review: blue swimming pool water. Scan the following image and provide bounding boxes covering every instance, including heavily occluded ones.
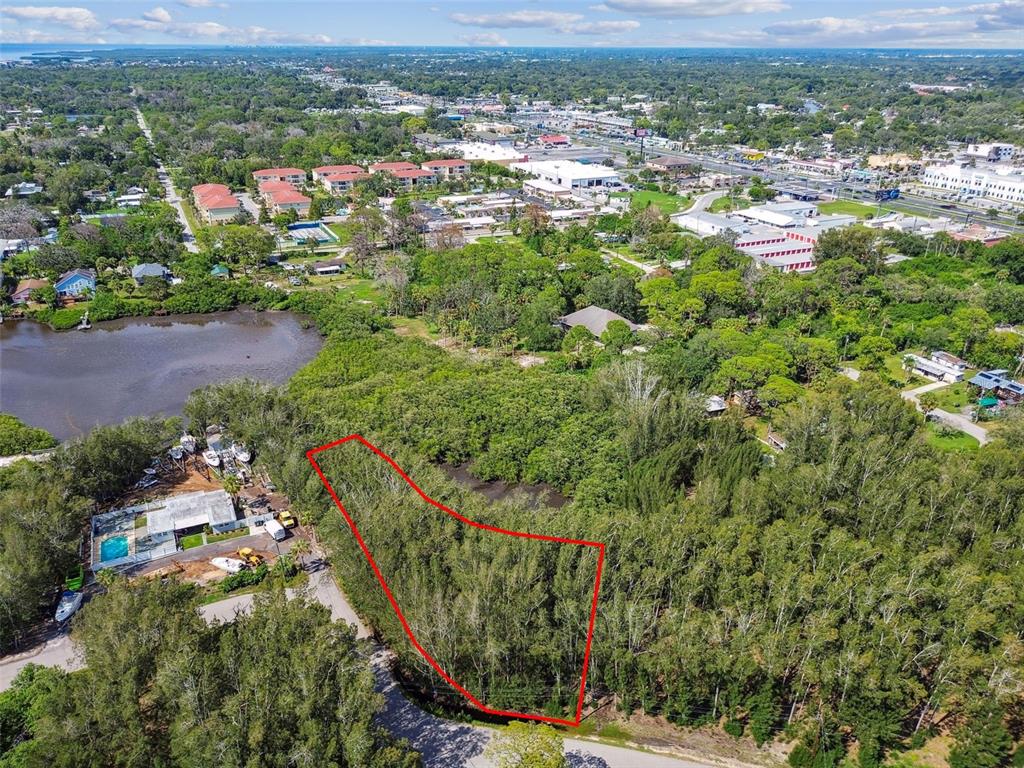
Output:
[100,535,129,561]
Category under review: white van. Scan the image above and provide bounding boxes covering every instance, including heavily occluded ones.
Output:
[264,518,287,542]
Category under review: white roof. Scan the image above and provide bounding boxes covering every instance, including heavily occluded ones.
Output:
[454,142,524,162]
[524,178,571,194]
[512,160,620,183]
[146,490,236,535]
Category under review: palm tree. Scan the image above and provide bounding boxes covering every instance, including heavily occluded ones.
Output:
[222,474,241,505]
[290,538,311,570]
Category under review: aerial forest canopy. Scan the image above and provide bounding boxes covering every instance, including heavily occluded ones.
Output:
[175,288,1024,768]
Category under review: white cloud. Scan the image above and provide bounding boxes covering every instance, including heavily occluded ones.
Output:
[450,10,584,29]
[143,6,173,23]
[109,10,332,43]
[458,32,510,46]
[1,5,100,31]
[574,19,642,33]
[602,0,788,16]
[450,8,639,34]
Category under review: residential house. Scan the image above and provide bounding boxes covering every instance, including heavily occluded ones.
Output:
[557,305,639,337]
[5,181,43,198]
[54,269,96,298]
[311,257,347,276]
[192,183,242,224]
[131,263,169,284]
[10,278,48,305]
[421,159,470,178]
[969,370,1024,406]
[252,168,306,185]
[904,350,969,383]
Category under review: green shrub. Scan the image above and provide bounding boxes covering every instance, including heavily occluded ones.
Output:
[221,563,268,593]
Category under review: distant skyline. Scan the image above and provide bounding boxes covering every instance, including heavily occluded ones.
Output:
[2,0,1023,49]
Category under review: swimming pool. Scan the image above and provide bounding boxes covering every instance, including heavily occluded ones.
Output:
[100,535,129,562]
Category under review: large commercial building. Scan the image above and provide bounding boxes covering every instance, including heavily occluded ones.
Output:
[510,160,622,191]
[921,163,1024,204]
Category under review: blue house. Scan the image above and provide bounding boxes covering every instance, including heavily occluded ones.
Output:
[55,269,96,298]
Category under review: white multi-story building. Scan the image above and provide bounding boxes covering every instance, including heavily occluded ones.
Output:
[963,143,1017,163]
[921,163,1024,204]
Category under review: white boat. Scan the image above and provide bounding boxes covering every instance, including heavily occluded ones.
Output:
[211,557,246,574]
[231,442,251,463]
[169,445,184,460]
[202,449,221,468]
[143,467,158,476]
[55,590,83,623]
[180,434,197,453]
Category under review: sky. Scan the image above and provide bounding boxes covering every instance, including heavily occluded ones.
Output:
[1,0,1023,49]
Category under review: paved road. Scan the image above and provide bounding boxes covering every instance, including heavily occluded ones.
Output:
[133,105,199,253]
[902,381,990,445]
[687,190,728,214]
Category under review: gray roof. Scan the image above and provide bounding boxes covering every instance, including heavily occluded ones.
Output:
[132,263,167,280]
[146,490,236,535]
[969,370,1024,396]
[559,306,638,337]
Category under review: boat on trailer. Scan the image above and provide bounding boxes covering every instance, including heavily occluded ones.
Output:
[202,449,221,468]
[231,442,251,463]
[180,434,197,453]
[211,557,246,574]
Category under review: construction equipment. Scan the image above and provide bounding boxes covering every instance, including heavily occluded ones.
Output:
[237,547,263,567]
[277,510,297,529]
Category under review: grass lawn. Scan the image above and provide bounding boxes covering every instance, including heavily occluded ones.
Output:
[925,422,980,453]
[302,272,383,302]
[327,221,356,246]
[597,723,632,741]
[206,528,247,544]
[623,189,691,214]
[180,533,205,550]
[708,195,751,213]
[818,200,879,218]
[927,379,978,411]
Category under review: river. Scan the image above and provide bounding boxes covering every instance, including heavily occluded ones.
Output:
[0,310,322,440]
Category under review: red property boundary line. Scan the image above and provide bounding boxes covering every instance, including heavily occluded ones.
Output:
[307,434,605,727]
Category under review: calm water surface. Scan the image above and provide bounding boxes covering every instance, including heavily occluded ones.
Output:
[0,310,322,440]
